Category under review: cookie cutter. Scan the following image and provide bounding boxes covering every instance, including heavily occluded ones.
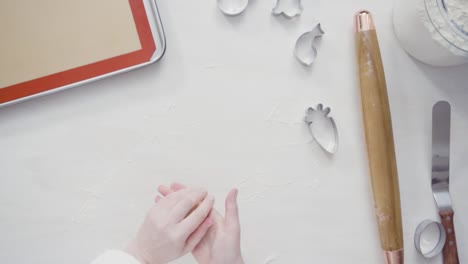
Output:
[304,104,339,154]
[217,0,248,16]
[272,0,303,19]
[294,23,325,66]
[414,219,447,258]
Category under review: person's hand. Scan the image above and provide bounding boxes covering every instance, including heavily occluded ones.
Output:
[125,188,215,264]
[157,183,244,264]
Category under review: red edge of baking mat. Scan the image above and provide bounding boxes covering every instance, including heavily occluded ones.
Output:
[0,0,156,104]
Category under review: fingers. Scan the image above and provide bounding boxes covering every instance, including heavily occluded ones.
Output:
[179,194,215,236]
[158,185,173,196]
[157,183,186,197]
[159,188,193,210]
[170,189,208,223]
[154,195,163,203]
[225,188,240,228]
[155,183,188,206]
[184,216,213,253]
[170,182,186,191]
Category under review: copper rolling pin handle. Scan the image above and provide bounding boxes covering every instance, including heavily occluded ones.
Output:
[354,10,404,264]
[355,10,376,32]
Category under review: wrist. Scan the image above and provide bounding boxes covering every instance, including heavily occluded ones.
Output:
[125,240,153,264]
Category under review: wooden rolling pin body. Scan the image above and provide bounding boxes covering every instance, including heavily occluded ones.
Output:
[355,11,404,263]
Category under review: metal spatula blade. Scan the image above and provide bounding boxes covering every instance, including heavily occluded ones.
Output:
[431,101,460,264]
[432,101,452,211]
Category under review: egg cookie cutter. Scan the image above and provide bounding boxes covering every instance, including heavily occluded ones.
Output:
[414,219,447,258]
[295,23,325,66]
[217,0,249,16]
[304,104,339,154]
[272,0,303,19]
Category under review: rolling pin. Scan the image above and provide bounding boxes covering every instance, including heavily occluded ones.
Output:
[354,11,404,264]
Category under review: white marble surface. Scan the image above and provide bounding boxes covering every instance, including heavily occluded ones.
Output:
[1,0,467,263]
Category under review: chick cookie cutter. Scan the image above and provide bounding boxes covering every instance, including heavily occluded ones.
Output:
[414,219,447,258]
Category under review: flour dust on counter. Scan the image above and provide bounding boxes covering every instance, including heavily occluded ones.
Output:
[262,253,280,263]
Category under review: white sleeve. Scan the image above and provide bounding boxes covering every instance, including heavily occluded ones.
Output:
[91,250,142,264]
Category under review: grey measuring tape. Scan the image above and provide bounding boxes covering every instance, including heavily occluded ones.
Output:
[414,219,446,258]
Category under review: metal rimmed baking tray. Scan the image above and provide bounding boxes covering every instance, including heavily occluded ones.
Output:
[0,0,166,107]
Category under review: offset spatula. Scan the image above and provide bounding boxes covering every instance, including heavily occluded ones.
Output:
[432,101,459,264]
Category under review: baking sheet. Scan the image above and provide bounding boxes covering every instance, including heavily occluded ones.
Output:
[0,0,166,106]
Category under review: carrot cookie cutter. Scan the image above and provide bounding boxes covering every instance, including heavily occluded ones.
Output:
[414,219,446,258]
[218,0,249,16]
[272,0,303,18]
[295,23,324,66]
[304,104,339,154]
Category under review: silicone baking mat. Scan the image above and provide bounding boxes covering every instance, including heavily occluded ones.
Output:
[0,0,157,104]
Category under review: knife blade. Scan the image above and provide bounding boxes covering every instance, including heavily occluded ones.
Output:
[432,101,459,264]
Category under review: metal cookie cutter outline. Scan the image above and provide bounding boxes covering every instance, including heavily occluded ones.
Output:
[414,219,447,258]
[217,0,249,16]
[304,104,339,154]
[272,0,303,19]
[294,23,325,66]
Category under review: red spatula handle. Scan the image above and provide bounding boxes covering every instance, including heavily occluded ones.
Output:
[440,210,459,264]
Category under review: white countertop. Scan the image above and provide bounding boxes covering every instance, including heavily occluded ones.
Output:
[1,0,467,263]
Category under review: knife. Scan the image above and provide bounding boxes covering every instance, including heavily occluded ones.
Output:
[432,101,459,264]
